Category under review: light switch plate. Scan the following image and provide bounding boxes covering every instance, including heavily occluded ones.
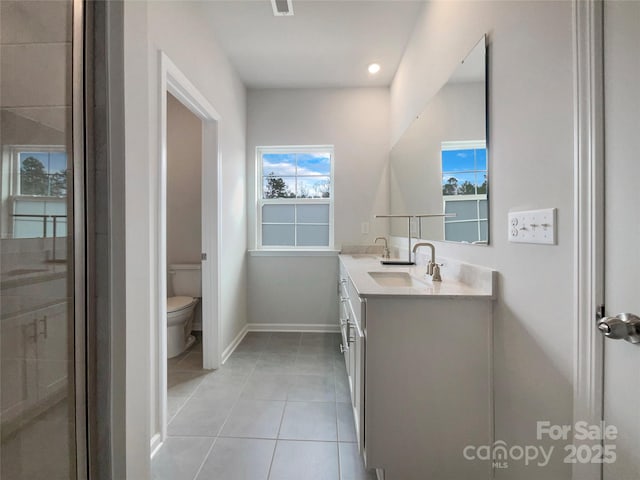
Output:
[361,222,369,234]
[508,208,557,244]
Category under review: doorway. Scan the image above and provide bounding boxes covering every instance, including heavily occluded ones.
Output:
[166,92,204,354]
[157,53,222,444]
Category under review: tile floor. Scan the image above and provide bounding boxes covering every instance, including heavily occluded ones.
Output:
[152,332,376,480]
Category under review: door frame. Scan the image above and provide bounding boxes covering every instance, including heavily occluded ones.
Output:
[572,1,605,479]
[72,0,88,477]
[157,51,222,442]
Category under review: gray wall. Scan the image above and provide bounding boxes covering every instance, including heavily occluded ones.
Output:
[390,2,574,478]
[248,253,339,328]
[246,88,390,327]
[166,93,202,269]
[123,2,248,476]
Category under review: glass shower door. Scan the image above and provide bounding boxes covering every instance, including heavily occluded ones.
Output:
[0,1,85,478]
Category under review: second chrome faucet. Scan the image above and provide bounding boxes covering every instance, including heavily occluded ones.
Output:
[412,242,442,282]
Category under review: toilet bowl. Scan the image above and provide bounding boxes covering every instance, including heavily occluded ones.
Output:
[166,263,202,358]
[167,295,199,358]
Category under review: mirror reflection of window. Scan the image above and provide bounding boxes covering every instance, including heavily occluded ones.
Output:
[388,35,487,244]
[5,146,68,239]
[441,140,487,243]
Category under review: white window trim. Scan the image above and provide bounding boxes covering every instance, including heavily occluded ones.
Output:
[441,139,486,152]
[256,145,335,250]
[248,249,340,257]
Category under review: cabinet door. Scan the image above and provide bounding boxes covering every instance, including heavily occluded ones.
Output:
[352,300,366,453]
[338,275,349,364]
[1,312,39,426]
[35,303,69,401]
[348,320,356,396]
[340,300,351,366]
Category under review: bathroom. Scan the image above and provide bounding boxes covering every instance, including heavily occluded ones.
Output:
[165,93,204,364]
[0,1,639,479]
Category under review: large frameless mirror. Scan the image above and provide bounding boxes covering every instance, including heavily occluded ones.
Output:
[0,1,83,478]
[389,35,488,244]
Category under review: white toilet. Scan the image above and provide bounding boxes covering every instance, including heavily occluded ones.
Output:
[167,263,201,358]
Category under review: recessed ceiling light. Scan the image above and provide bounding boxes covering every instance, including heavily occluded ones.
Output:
[368,63,381,75]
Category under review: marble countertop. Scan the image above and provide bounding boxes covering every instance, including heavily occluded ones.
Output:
[1,263,67,289]
[339,254,496,299]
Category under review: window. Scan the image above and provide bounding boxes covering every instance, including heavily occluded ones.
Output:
[441,141,487,243]
[8,147,68,239]
[257,146,334,248]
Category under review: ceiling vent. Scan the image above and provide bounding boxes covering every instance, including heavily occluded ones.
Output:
[271,0,294,16]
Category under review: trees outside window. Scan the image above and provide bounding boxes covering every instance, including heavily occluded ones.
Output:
[20,156,68,196]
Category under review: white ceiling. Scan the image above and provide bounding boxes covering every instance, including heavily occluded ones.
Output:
[201,0,425,88]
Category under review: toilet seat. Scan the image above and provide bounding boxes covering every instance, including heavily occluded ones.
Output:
[167,295,196,313]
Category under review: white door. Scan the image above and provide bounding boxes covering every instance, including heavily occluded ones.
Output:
[600,2,640,478]
[201,119,220,370]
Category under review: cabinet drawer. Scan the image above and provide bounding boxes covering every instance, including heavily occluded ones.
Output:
[339,297,350,323]
[339,279,349,301]
[339,261,348,280]
[348,279,364,328]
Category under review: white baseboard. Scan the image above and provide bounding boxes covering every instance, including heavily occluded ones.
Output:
[150,433,163,458]
[221,324,249,364]
[247,323,340,333]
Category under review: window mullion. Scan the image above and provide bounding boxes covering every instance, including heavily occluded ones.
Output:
[477,199,481,241]
[294,204,298,247]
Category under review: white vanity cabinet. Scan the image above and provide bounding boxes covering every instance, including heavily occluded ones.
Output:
[338,261,366,452]
[1,302,69,431]
[364,296,492,480]
[338,254,495,480]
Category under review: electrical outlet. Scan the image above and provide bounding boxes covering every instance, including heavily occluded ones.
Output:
[410,217,418,238]
[508,208,557,245]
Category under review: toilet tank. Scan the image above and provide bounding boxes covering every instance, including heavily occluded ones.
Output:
[169,264,202,297]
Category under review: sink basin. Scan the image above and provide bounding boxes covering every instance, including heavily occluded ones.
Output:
[368,271,427,288]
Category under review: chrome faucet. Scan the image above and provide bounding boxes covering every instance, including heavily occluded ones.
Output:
[412,242,442,282]
[374,237,390,259]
